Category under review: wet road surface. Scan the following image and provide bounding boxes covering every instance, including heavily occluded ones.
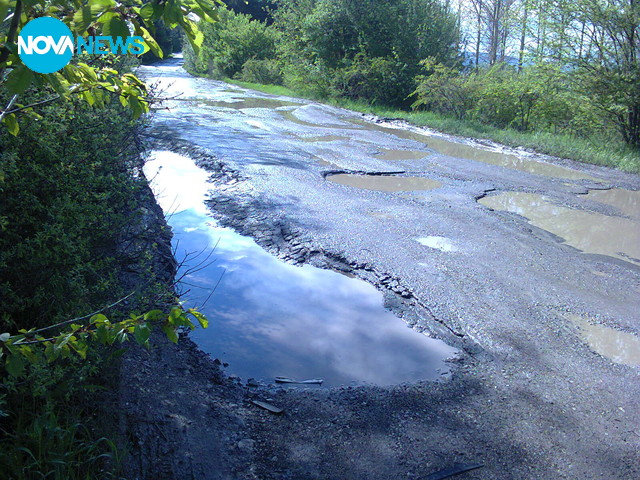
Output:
[137,57,640,480]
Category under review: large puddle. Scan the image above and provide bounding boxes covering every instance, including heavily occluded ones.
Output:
[144,151,458,386]
[585,188,640,218]
[327,174,442,192]
[347,119,601,181]
[563,314,640,367]
[479,191,640,265]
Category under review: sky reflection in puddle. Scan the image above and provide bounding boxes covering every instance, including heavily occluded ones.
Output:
[145,151,458,386]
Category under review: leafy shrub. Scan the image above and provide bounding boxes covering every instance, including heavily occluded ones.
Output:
[185,8,280,78]
[238,58,283,84]
[412,58,479,119]
[0,92,145,331]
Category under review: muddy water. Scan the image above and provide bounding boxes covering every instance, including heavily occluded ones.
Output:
[347,119,601,181]
[328,174,442,192]
[563,314,640,367]
[479,192,640,265]
[144,151,458,386]
[585,188,640,218]
[374,148,432,161]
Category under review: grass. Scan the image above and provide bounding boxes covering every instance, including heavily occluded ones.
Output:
[222,77,640,174]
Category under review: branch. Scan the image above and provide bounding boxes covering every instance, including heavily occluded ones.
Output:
[3,94,60,117]
[0,94,18,122]
[0,0,24,76]
[19,291,138,338]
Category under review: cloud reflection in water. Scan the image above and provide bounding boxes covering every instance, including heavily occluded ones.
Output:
[145,151,458,386]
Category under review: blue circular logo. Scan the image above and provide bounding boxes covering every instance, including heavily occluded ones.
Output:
[18,17,74,74]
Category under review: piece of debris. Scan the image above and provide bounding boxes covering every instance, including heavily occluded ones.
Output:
[274,376,324,385]
[425,463,484,480]
[251,400,284,414]
[247,378,260,387]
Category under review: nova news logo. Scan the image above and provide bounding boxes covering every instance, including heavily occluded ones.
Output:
[18,16,146,74]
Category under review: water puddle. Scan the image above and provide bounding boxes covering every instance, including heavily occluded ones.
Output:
[479,192,640,265]
[374,148,432,161]
[281,108,356,129]
[144,151,458,386]
[297,135,350,143]
[585,188,640,218]
[563,313,640,367]
[368,211,395,220]
[192,97,301,110]
[347,119,601,181]
[416,236,458,253]
[327,174,442,192]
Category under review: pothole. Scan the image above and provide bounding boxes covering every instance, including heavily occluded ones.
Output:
[348,119,603,181]
[479,191,640,266]
[297,135,350,143]
[327,173,442,192]
[144,151,458,386]
[562,313,640,367]
[193,97,302,109]
[373,148,432,161]
[585,188,640,218]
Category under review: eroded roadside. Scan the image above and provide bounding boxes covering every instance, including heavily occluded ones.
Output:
[119,58,640,480]
[119,142,639,480]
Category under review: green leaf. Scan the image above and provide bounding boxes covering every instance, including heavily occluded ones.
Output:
[18,346,37,363]
[151,3,165,21]
[95,325,108,344]
[194,0,219,21]
[90,313,109,325]
[137,25,163,58]
[2,114,19,136]
[104,16,130,38]
[189,310,209,329]
[183,23,204,55]
[6,66,33,94]
[46,73,69,95]
[162,324,178,343]
[0,333,9,343]
[143,309,164,321]
[82,90,96,106]
[44,342,58,363]
[134,324,151,345]
[168,307,182,324]
[69,340,88,359]
[6,354,25,378]
[73,6,94,33]
[139,3,154,20]
[77,62,98,82]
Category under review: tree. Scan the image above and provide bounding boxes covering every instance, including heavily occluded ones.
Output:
[0,0,221,135]
[577,0,640,147]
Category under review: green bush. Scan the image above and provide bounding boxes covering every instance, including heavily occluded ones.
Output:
[332,54,413,106]
[185,8,280,78]
[0,93,144,331]
[412,61,622,142]
[238,58,283,84]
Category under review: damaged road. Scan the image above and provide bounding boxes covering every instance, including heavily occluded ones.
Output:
[121,57,640,479]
